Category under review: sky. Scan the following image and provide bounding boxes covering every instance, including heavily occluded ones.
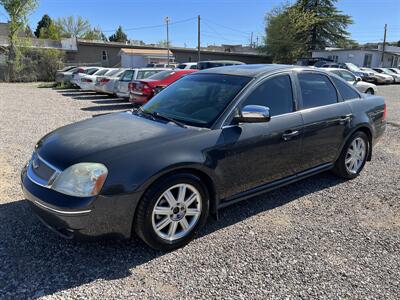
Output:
[0,0,399,48]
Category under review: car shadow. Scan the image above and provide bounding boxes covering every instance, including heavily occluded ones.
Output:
[1,172,344,298]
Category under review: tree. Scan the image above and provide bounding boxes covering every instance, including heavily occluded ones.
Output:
[55,16,91,38]
[34,14,52,37]
[261,0,354,63]
[262,5,314,63]
[109,26,128,43]
[295,0,353,52]
[0,0,38,81]
[82,26,106,41]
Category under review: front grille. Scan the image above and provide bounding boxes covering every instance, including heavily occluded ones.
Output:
[29,152,59,186]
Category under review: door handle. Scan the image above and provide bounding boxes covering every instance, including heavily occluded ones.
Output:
[282,130,299,141]
[339,114,352,124]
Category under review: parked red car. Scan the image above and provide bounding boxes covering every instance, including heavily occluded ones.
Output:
[129,69,197,105]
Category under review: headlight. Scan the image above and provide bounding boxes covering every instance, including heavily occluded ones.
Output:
[51,163,108,197]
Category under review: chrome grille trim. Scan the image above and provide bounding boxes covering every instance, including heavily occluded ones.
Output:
[27,152,61,188]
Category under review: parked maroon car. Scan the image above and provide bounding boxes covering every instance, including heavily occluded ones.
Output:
[129,69,197,105]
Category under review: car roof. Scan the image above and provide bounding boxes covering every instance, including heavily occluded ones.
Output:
[197,64,300,77]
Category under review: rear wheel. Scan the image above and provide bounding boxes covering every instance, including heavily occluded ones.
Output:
[332,131,369,179]
[134,173,209,251]
[365,88,374,95]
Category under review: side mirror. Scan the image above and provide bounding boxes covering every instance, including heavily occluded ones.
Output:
[355,76,362,82]
[233,105,271,124]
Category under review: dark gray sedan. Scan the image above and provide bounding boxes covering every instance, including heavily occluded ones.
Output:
[21,64,386,250]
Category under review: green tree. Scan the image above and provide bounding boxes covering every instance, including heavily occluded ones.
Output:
[34,14,52,37]
[82,26,105,41]
[261,0,353,62]
[55,16,91,38]
[0,0,38,81]
[262,5,314,63]
[109,26,128,43]
[295,0,353,51]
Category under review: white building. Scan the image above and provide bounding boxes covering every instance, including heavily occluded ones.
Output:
[119,48,174,68]
[312,45,400,68]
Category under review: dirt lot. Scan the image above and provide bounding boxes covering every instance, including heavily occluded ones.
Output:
[0,83,399,299]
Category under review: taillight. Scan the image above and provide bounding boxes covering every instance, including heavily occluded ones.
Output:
[383,103,387,121]
[100,78,110,84]
[78,68,85,73]
[142,84,152,95]
[82,78,92,83]
[128,82,135,91]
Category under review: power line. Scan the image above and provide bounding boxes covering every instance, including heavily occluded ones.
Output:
[102,17,197,33]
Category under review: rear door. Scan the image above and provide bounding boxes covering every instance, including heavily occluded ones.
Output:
[117,70,135,95]
[296,71,352,170]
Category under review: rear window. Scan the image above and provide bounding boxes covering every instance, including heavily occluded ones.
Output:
[121,70,134,81]
[298,73,338,109]
[137,70,162,79]
[147,70,175,80]
[95,69,109,76]
[86,68,99,75]
[105,69,119,77]
[331,77,360,101]
[176,64,186,69]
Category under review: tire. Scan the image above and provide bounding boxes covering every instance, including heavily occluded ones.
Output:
[332,131,369,179]
[134,173,209,251]
[365,88,374,95]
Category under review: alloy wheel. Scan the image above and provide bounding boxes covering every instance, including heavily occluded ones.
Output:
[345,137,366,174]
[151,184,202,241]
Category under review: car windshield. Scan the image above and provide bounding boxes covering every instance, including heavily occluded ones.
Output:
[140,74,251,128]
[147,70,175,80]
[383,68,396,74]
[346,63,361,72]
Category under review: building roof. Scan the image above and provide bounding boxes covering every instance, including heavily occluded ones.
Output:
[119,48,173,56]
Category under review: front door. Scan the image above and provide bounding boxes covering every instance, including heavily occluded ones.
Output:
[218,73,304,199]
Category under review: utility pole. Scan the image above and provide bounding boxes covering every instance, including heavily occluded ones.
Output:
[164,17,170,66]
[381,24,387,66]
[250,32,253,48]
[256,36,259,48]
[197,15,201,62]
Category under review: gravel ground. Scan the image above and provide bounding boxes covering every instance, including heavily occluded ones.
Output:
[0,83,399,299]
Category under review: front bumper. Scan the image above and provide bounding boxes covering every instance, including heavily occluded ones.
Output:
[21,165,141,240]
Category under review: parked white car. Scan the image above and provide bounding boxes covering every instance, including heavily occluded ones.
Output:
[78,68,120,91]
[176,62,198,69]
[94,69,126,95]
[360,67,394,84]
[115,68,170,98]
[55,66,77,83]
[373,68,400,83]
[325,68,378,94]
[70,67,102,86]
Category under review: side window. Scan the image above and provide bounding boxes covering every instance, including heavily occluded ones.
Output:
[298,73,338,109]
[242,74,294,116]
[340,70,356,82]
[331,77,360,101]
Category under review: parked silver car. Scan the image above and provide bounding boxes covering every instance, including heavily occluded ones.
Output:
[70,67,102,86]
[373,68,400,83]
[325,68,378,94]
[115,68,170,99]
[55,66,77,84]
[94,69,126,95]
[360,67,394,84]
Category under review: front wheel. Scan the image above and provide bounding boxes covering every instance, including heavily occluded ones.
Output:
[134,174,209,251]
[332,131,369,179]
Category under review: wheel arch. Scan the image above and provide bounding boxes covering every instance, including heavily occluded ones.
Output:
[137,165,218,216]
[340,125,373,161]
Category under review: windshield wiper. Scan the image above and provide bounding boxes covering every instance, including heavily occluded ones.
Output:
[136,108,186,128]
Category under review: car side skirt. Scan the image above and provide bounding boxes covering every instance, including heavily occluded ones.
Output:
[218,162,334,209]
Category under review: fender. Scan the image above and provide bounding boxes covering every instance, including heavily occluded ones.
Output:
[335,123,374,162]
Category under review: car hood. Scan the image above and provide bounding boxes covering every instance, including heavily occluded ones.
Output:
[36,112,193,170]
